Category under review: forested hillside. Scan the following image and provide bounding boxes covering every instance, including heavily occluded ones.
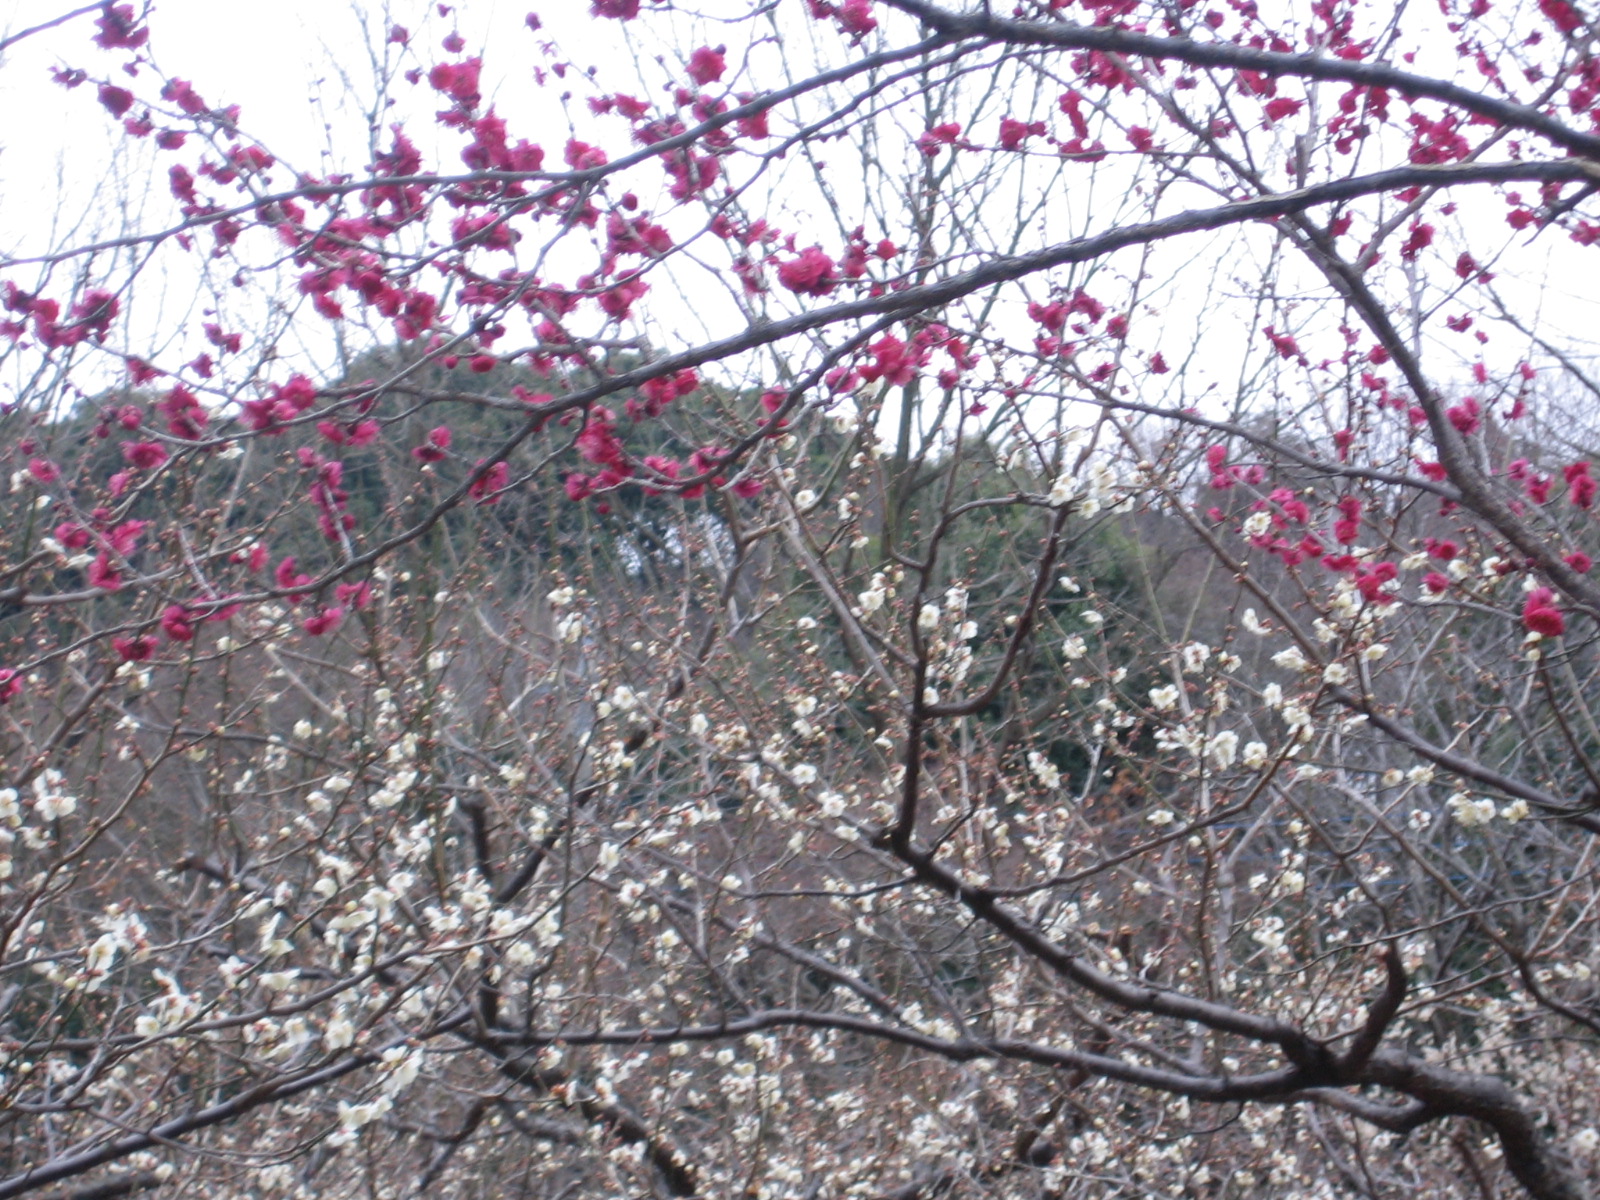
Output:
[3,2,1600,1198]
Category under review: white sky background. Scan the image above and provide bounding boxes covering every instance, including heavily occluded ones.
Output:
[0,0,883,389]
[0,2,596,364]
[1,0,1599,454]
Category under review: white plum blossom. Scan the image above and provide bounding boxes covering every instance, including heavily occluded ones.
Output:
[1207,730,1239,770]
[1446,793,1497,828]
[1155,724,1204,756]
[368,769,417,810]
[324,1012,356,1051]
[380,1047,423,1096]
[1148,684,1180,712]
[332,1095,393,1144]
[504,940,538,969]
[857,572,889,614]
[31,771,76,821]
[1253,919,1289,956]
[1271,647,1311,673]
[82,935,120,992]
[1028,751,1062,790]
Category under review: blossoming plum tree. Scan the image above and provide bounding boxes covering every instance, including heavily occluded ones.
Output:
[3,0,1600,1196]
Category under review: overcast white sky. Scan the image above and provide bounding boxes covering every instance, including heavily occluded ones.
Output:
[2,1,584,253]
[2,0,1598,441]
[0,1,675,387]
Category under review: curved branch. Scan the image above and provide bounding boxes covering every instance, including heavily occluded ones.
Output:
[1338,942,1406,1075]
[1334,687,1600,833]
[0,1017,469,1200]
[1365,1051,1591,1200]
[881,0,1600,160]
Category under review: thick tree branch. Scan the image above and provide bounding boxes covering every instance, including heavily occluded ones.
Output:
[881,0,1600,161]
